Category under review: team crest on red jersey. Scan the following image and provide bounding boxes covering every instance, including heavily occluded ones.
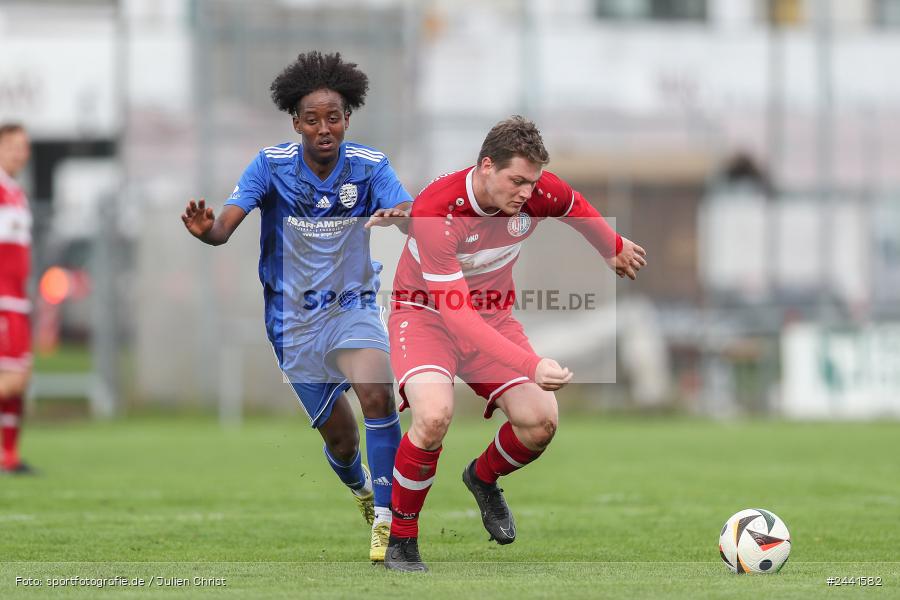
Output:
[507,213,531,237]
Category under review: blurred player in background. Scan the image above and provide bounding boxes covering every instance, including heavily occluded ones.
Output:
[181,52,409,561]
[0,123,35,475]
[384,116,647,571]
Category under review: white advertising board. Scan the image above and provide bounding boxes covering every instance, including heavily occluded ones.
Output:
[0,34,117,138]
[782,323,900,419]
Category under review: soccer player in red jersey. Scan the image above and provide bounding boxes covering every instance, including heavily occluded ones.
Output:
[0,123,35,475]
[383,116,647,571]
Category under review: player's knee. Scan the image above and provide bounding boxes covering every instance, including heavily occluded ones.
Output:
[530,415,558,450]
[328,441,359,464]
[323,431,360,463]
[413,412,451,448]
[355,384,396,418]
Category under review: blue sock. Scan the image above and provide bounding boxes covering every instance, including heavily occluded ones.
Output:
[364,413,402,508]
[323,445,366,491]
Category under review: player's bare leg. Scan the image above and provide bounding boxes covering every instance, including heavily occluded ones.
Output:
[0,369,29,399]
[0,367,33,474]
[385,372,454,573]
[405,375,454,451]
[334,348,396,418]
[316,394,374,524]
[334,348,401,561]
[317,392,362,463]
[493,383,559,452]
[463,383,558,544]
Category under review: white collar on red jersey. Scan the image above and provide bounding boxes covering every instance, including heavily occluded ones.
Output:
[0,166,19,190]
[465,167,500,217]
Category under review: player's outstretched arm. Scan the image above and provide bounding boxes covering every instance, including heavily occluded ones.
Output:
[604,236,647,280]
[551,178,647,280]
[181,199,247,246]
[364,202,412,233]
[534,358,574,391]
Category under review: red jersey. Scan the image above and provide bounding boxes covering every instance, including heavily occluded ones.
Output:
[391,166,621,379]
[0,167,31,313]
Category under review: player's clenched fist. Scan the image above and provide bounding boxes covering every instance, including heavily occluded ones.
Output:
[534,358,573,391]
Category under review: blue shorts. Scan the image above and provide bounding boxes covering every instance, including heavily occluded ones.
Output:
[277,306,389,428]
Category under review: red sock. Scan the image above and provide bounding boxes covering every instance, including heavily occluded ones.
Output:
[1,395,23,469]
[390,433,442,538]
[474,421,542,484]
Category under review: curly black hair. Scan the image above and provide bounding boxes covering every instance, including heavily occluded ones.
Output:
[270,51,369,116]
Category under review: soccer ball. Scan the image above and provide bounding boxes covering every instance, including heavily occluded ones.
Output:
[718,508,791,574]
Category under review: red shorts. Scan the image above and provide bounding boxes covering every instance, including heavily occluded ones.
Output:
[389,304,534,418]
[0,311,31,372]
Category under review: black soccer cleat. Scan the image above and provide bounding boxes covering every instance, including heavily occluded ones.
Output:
[462,460,516,545]
[383,536,428,573]
[1,461,37,476]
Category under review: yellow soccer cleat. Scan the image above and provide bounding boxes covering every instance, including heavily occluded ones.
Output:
[353,464,375,525]
[369,521,391,563]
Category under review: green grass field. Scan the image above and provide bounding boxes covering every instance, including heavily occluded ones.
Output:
[1,415,898,598]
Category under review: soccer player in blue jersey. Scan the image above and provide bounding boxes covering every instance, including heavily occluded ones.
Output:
[181,51,409,561]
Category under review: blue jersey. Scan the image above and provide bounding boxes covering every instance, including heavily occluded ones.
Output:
[225,141,411,348]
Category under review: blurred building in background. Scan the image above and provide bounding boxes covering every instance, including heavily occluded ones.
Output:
[2,0,899,419]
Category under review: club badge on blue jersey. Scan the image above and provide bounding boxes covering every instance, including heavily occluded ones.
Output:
[339,183,358,209]
[223,141,411,348]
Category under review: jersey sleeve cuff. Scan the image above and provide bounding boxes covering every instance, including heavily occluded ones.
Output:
[525,355,542,382]
[223,200,253,214]
[602,234,623,258]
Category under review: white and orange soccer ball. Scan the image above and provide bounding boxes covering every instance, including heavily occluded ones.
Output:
[718,508,791,574]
